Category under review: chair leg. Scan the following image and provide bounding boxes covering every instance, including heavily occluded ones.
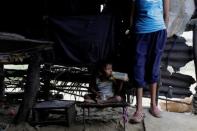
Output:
[88,108,90,117]
[83,107,86,131]
[123,107,126,131]
[165,96,168,111]
[127,94,131,104]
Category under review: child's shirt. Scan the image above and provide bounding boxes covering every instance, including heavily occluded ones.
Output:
[96,78,114,99]
[134,0,166,33]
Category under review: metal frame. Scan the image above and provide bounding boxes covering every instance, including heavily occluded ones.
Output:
[79,102,129,131]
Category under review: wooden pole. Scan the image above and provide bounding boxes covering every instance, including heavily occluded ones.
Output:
[14,53,41,123]
[193,22,197,81]
[42,64,51,100]
[0,64,5,98]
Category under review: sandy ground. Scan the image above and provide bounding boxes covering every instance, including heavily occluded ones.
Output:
[1,105,144,131]
[0,99,196,131]
[144,109,197,131]
[0,99,194,131]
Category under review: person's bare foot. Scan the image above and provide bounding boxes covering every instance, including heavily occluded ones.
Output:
[129,111,145,123]
[149,106,162,118]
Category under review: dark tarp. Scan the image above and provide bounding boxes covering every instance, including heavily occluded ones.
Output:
[0,0,131,65]
[0,0,46,39]
[47,0,103,16]
[47,0,131,65]
[49,15,116,64]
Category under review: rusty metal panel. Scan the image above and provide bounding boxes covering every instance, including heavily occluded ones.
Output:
[160,36,195,98]
[161,36,193,72]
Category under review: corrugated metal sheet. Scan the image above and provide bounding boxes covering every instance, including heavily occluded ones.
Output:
[160,36,195,98]
[161,36,193,72]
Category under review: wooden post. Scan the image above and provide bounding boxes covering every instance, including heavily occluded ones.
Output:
[14,53,41,123]
[192,20,197,115]
[42,64,51,100]
[193,22,197,81]
[0,64,4,98]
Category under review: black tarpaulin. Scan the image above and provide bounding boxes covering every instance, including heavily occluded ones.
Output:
[49,15,116,64]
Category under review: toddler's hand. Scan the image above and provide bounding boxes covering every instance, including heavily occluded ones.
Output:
[96,92,101,98]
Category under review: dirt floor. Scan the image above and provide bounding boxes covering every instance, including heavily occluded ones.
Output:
[144,109,197,131]
[0,101,197,131]
[1,104,144,131]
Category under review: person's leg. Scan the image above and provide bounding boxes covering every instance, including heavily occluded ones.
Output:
[136,88,143,113]
[147,30,167,117]
[150,82,161,117]
[150,82,157,108]
[84,94,96,103]
[105,95,122,103]
[130,33,148,123]
[132,33,148,114]
[130,87,145,123]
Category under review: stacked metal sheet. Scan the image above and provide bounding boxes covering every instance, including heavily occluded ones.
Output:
[193,87,197,114]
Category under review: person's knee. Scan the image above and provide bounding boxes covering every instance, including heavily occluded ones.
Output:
[84,94,90,99]
[116,96,122,102]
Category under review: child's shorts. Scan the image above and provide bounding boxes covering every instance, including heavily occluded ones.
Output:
[132,29,167,88]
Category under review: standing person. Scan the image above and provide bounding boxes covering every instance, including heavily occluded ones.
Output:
[129,0,170,123]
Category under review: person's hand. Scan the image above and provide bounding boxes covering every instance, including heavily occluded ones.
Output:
[124,75,129,82]
[96,92,101,98]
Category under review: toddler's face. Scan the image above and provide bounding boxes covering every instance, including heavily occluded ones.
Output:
[104,64,112,77]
